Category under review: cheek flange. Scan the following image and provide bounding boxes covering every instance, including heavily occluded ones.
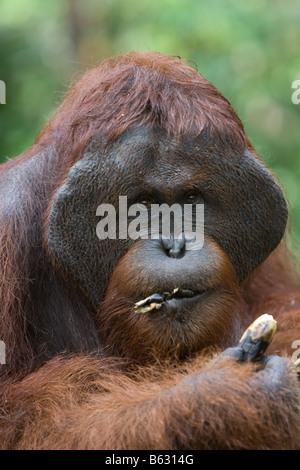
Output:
[203,150,288,282]
[47,153,121,308]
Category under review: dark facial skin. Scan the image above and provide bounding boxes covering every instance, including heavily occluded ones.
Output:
[47,124,287,313]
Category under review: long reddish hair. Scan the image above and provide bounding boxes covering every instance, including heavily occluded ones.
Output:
[28,51,250,167]
[0,51,297,375]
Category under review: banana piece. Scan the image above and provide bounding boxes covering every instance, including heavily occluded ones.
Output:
[237,314,277,361]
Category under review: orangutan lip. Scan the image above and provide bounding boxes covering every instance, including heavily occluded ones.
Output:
[134,288,205,313]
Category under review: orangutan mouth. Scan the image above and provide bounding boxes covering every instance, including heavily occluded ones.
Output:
[134,288,205,313]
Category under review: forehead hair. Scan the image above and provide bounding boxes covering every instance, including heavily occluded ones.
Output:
[37,51,249,165]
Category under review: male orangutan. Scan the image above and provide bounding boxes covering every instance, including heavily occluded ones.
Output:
[0,51,299,450]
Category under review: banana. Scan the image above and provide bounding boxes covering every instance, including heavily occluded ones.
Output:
[237,314,277,361]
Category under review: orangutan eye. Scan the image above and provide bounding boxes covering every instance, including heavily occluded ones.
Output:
[184,191,203,204]
[136,196,155,209]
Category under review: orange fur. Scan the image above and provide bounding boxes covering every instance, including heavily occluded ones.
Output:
[0,52,299,450]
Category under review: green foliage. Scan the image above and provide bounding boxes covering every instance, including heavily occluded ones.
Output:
[0,0,300,251]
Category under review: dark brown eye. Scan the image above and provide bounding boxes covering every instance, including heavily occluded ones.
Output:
[184,191,203,204]
[136,196,155,209]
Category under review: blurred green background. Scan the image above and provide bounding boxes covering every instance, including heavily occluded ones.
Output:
[0,0,300,252]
